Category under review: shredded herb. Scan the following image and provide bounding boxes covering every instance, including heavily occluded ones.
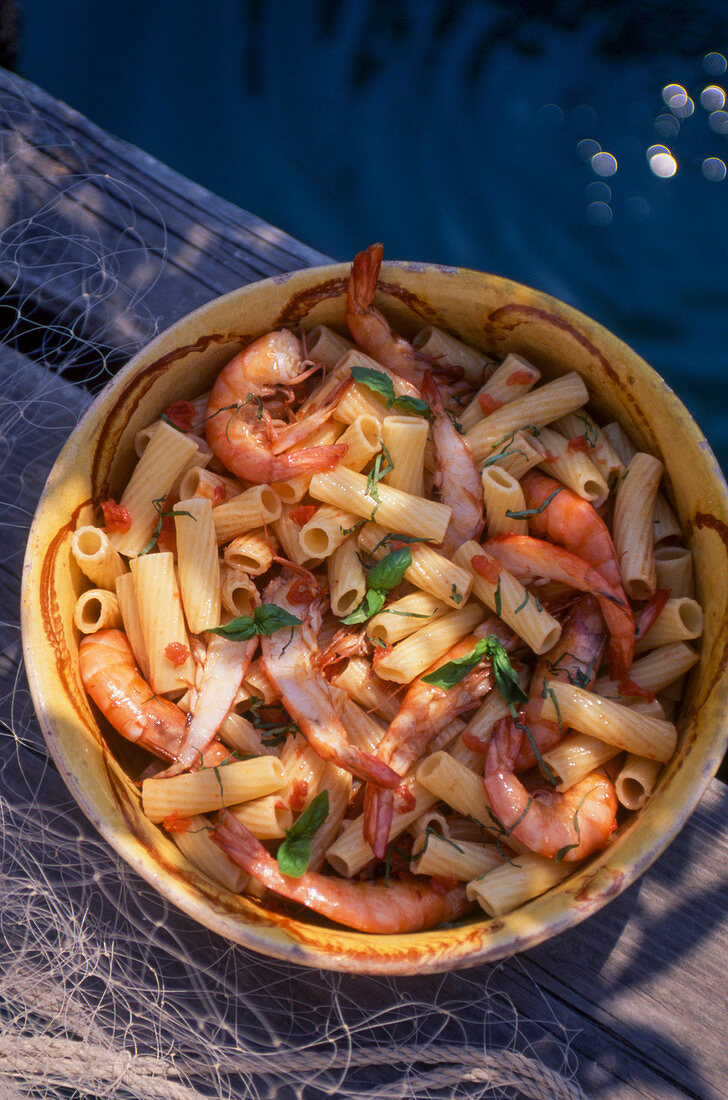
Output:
[206,604,302,640]
[365,442,395,518]
[505,487,563,520]
[575,412,599,448]
[277,791,329,877]
[494,575,503,616]
[554,786,595,862]
[446,410,464,434]
[244,393,265,420]
[418,826,465,859]
[451,584,463,605]
[514,590,530,615]
[541,681,563,731]
[351,365,431,419]
[138,497,196,556]
[509,703,559,787]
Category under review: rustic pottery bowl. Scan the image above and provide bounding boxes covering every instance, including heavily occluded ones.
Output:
[22,260,728,974]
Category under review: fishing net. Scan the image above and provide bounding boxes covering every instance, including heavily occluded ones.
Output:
[0,72,588,1099]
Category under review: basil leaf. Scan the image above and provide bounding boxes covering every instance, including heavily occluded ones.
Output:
[491,644,528,705]
[422,635,528,703]
[351,365,430,420]
[367,547,412,592]
[422,639,488,690]
[207,603,302,640]
[339,548,411,624]
[390,394,431,418]
[340,587,387,625]
[277,790,329,877]
[351,365,396,403]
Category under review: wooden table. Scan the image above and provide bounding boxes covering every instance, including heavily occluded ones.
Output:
[2,68,727,1099]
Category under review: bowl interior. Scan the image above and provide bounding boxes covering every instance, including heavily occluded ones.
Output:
[21,260,728,974]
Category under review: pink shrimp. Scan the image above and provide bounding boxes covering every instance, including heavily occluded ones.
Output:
[484,721,617,862]
[174,633,257,770]
[205,329,348,483]
[508,596,607,772]
[421,371,483,555]
[259,572,400,788]
[79,629,189,762]
[345,243,426,386]
[483,532,633,679]
[363,619,515,859]
[495,469,634,677]
[211,810,470,933]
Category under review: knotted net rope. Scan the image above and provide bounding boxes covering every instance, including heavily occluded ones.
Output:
[0,74,587,1099]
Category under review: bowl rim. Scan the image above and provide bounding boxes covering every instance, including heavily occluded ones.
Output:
[21,257,728,974]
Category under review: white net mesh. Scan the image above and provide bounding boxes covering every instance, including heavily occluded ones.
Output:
[0,73,588,1100]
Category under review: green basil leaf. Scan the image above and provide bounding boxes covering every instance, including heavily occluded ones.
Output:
[277,790,330,877]
[367,547,412,592]
[422,639,488,690]
[340,587,387,625]
[390,394,431,418]
[276,835,312,877]
[206,603,302,640]
[490,642,528,705]
[350,365,396,403]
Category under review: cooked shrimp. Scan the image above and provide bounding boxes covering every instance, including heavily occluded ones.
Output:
[79,629,189,761]
[259,571,400,788]
[505,472,634,676]
[509,596,606,772]
[205,329,347,483]
[484,721,617,862]
[421,371,483,555]
[345,243,425,386]
[175,633,257,770]
[212,810,470,933]
[483,533,633,679]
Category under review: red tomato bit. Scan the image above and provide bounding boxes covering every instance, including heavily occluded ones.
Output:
[165,642,190,667]
[289,504,318,526]
[506,368,535,386]
[478,393,503,416]
[100,498,132,532]
[472,555,501,584]
[164,400,197,432]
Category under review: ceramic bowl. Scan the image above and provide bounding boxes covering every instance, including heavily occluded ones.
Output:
[22,260,728,974]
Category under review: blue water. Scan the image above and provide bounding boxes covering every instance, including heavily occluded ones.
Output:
[18,0,728,472]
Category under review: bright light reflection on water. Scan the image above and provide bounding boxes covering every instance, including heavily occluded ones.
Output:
[700,85,726,110]
[648,149,678,177]
[702,156,727,181]
[704,52,727,76]
[576,138,600,162]
[591,151,618,176]
[708,109,728,133]
[587,201,612,225]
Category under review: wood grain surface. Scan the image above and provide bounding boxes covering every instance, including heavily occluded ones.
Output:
[1,68,726,1100]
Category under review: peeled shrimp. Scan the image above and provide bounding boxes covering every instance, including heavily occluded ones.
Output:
[212,810,470,933]
[509,596,607,772]
[345,243,425,386]
[483,533,632,679]
[205,329,347,484]
[259,571,400,788]
[79,629,189,761]
[484,721,617,862]
[175,633,257,770]
[511,472,634,676]
[421,371,483,555]
[363,620,512,859]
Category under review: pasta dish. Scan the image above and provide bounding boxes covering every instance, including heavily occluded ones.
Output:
[71,244,702,934]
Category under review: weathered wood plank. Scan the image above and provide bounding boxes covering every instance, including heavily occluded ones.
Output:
[4,340,727,1097]
[0,67,332,363]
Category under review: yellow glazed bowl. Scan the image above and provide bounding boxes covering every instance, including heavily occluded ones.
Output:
[21,260,728,974]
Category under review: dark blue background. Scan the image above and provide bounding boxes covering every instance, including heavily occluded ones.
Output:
[17,0,728,472]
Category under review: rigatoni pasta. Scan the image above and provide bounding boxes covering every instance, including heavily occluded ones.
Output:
[75,245,701,937]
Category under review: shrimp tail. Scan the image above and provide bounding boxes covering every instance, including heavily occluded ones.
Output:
[269,443,347,482]
[363,784,395,860]
[334,744,401,789]
[347,242,383,319]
